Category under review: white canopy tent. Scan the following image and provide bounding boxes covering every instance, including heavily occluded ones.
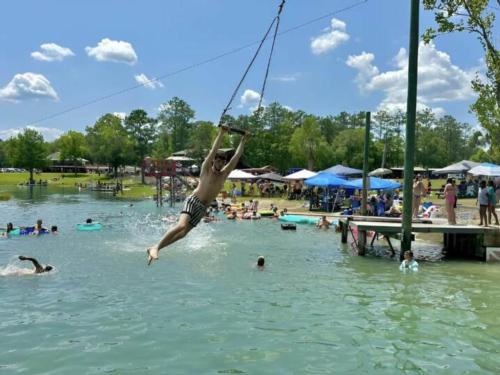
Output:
[369,168,392,176]
[468,163,500,177]
[433,160,479,175]
[227,169,256,180]
[283,169,317,180]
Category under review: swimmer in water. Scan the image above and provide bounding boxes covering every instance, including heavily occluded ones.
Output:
[18,256,53,274]
[316,215,331,230]
[257,256,265,269]
[399,251,418,271]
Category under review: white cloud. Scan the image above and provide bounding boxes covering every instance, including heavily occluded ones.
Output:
[0,73,58,102]
[346,52,379,92]
[272,73,301,82]
[239,89,264,112]
[113,112,127,120]
[311,18,350,55]
[85,38,138,65]
[134,73,164,90]
[31,43,74,62]
[0,126,64,141]
[346,41,476,113]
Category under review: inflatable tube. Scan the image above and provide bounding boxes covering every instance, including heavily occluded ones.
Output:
[0,228,21,237]
[76,223,103,231]
[19,227,49,236]
[278,215,319,225]
[281,223,296,230]
[259,210,275,217]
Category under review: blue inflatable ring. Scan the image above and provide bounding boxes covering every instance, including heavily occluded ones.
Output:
[76,223,103,231]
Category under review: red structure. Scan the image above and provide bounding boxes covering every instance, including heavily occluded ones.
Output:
[142,158,176,178]
[142,158,177,207]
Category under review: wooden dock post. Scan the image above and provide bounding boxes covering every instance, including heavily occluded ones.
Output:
[358,112,371,256]
[340,220,348,243]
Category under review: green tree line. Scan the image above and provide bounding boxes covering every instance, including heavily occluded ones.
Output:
[0,97,492,181]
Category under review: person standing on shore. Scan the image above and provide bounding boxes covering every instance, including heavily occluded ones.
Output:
[147,126,249,265]
[487,180,499,226]
[444,178,457,225]
[478,180,489,227]
[412,174,426,218]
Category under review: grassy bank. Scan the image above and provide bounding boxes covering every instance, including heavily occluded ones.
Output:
[0,173,155,200]
[0,192,12,201]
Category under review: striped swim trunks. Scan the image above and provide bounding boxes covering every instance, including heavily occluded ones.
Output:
[181,194,208,227]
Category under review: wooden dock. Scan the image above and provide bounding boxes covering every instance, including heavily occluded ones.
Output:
[338,215,500,261]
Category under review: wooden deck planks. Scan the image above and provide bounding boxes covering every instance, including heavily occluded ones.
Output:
[350,221,496,234]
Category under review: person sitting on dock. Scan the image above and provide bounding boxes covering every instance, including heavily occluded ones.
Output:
[399,251,418,271]
[18,256,53,274]
[147,125,249,265]
[316,216,331,230]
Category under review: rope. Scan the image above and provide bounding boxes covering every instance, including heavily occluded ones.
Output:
[256,1,284,112]
[218,0,286,127]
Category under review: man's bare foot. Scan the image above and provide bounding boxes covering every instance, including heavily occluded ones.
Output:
[147,246,159,266]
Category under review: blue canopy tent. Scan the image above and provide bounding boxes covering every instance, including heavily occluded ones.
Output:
[304,173,357,212]
[304,173,357,188]
[349,177,401,190]
[321,164,362,176]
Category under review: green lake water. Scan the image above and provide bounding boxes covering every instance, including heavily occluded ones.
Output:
[1,187,500,374]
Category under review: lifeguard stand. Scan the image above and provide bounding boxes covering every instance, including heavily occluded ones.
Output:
[143,158,176,207]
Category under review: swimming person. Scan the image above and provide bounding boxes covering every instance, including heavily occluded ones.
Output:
[33,219,47,235]
[147,125,249,265]
[1,223,15,238]
[257,256,265,269]
[316,215,331,230]
[18,256,53,274]
[399,251,418,271]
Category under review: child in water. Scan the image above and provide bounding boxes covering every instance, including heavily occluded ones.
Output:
[400,251,418,271]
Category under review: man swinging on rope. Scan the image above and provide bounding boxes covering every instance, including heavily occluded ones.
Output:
[147,125,249,265]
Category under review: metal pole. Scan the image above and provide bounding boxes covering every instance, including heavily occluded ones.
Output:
[361,112,371,216]
[358,111,371,256]
[401,0,420,259]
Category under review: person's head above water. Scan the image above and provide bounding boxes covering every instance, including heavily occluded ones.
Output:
[257,256,265,267]
[36,219,43,228]
[51,226,58,233]
[44,265,53,272]
[6,222,13,232]
[86,218,93,224]
[404,251,414,261]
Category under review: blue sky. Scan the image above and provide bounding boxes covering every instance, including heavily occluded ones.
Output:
[0,0,496,140]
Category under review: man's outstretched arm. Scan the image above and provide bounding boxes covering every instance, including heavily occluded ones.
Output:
[19,256,44,273]
[222,133,249,174]
[201,126,228,171]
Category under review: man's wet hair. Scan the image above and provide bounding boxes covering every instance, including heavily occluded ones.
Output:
[86,218,92,224]
[51,226,58,232]
[45,265,53,272]
[257,256,265,267]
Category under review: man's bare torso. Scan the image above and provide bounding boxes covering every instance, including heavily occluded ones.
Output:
[192,167,228,205]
